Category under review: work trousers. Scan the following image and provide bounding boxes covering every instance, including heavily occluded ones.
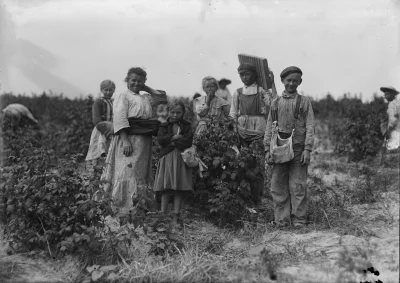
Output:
[270,150,308,225]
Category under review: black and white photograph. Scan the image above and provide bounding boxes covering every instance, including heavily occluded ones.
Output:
[0,0,399,282]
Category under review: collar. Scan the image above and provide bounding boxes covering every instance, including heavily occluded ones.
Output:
[242,83,258,95]
[243,82,257,89]
[282,91,298,99]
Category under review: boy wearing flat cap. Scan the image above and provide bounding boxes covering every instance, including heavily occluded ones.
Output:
[230,62,277,206]
[264,66,315,228]
[380,86,400,151]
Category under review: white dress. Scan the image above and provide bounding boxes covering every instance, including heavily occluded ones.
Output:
[100,89,167,217]
[387,96,400,150]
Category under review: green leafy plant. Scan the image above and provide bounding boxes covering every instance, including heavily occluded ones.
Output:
[146,213,185,259]
[192,116,265,226]
[1,125,113,257]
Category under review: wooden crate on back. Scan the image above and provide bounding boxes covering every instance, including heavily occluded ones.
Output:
[238,54,272,90]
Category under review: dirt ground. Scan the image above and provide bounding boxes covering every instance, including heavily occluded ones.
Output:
[0,144,399,282]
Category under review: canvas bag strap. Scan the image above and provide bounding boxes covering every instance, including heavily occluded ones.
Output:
[271,96,280,123]
[294,94,302,119]
[287,94,303,137]
[236,88,242,114]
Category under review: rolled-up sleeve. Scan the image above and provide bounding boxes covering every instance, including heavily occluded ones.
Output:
[229,90,239,120]
[263,110,273,152]
[92,99,103,126]
[304,99,315,152]
[148,90,168,107]
[112,93,130,134]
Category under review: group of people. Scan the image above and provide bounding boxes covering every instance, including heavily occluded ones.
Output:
[84,63,319,228]
[0,62,397,229]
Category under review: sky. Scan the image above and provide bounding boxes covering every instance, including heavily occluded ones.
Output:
[1,0,399,101]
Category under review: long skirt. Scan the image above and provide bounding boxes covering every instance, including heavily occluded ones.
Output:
[85,126,111,172]
[100,134,157,217]
[154,148,193,192]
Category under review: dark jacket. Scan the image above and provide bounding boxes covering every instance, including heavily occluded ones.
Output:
[92,98,113,126]
[157,119,193,158]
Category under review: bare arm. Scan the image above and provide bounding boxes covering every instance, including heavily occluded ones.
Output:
[119,129,133,156]
[92,99,103,126]
[229,90,239,121]
[269,68,278,98]
[143,86,168,107]
[263,110,273,153]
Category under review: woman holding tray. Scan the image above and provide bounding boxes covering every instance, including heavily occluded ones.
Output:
[101,67,167,220]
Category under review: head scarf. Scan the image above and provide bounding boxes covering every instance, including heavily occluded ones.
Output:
[237,63,257,74]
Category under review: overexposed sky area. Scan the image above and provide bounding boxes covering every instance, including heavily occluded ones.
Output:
[1,0,399,100]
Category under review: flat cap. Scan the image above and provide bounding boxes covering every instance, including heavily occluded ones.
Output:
[280,66,303,79]
[238,63,257,74]
[380,86,399,94]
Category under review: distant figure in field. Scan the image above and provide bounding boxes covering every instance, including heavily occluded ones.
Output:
[380,86,400,151]
[1,103,39,128]
[216,78,232,103]
[85,80,115,167]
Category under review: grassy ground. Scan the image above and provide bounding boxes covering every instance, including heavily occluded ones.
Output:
[1,153,398,283]
[0,121,399,283]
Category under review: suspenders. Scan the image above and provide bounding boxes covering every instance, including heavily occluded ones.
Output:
[236,86,265,116]
[271,94,303,125]
[101,98,113,121]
